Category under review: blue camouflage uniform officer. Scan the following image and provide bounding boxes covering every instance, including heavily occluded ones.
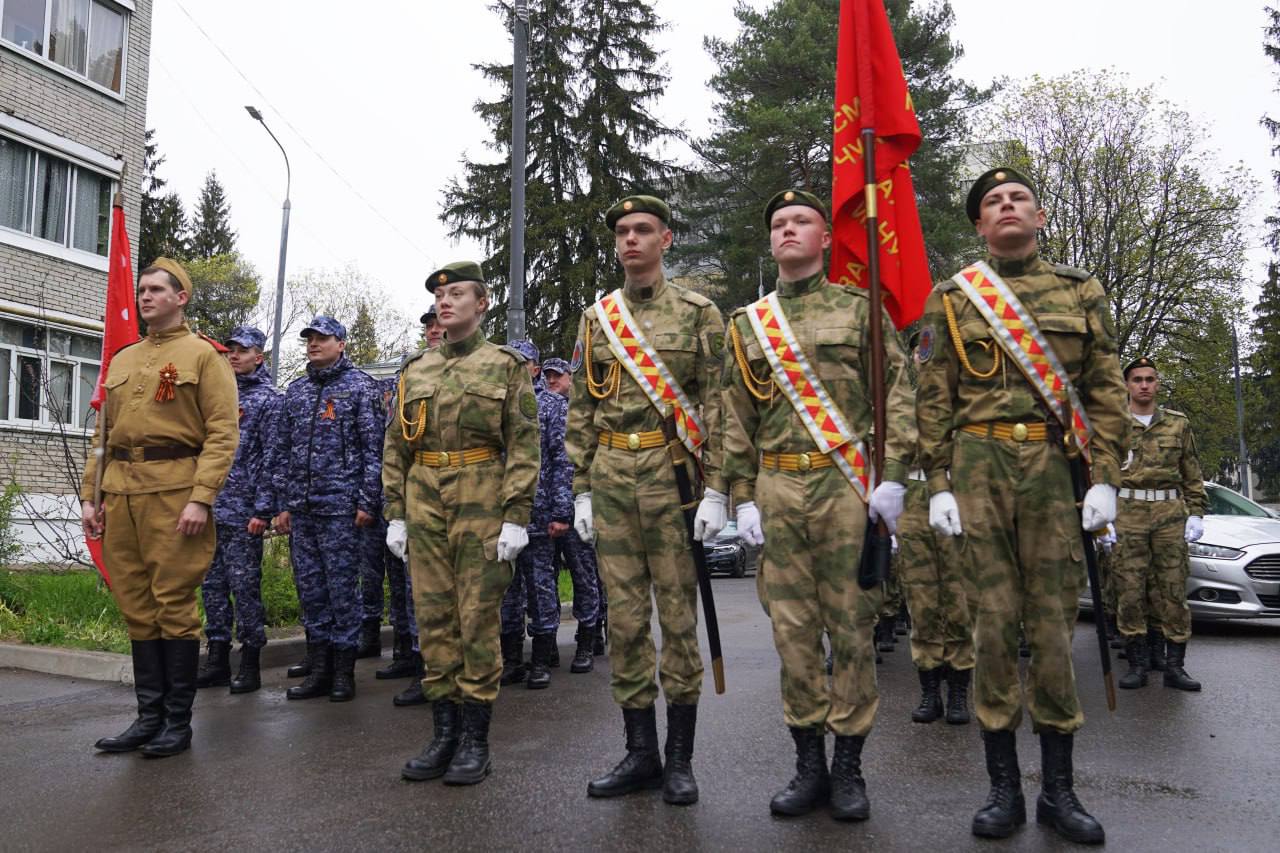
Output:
[271,316,386,702]
[195,326,281,694]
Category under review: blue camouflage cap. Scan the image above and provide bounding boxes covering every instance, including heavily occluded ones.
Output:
[542,357,570,375]
[507,339,540,363]
[300,316,347,341]
[225,325,266,349]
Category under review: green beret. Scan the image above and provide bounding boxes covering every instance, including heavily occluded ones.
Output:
[1123,356,1157,379]
[426,261,485,293]
[763,189,828,228]
[966,167,1037,223]
[605,195,670,230]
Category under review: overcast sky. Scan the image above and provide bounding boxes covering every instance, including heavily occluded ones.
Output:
[146,0,1277,342]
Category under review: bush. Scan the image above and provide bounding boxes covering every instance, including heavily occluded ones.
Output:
[0,481,23,569]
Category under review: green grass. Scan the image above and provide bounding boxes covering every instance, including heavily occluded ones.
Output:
[558,568,572,603]
[0,570,131,654]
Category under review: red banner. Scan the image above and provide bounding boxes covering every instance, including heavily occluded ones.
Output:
[829,0,932,329]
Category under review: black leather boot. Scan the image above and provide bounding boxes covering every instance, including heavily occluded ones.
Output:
[287,630,312,678]
[1148,629,1167,671]
[402,701,461,781]
[356,618,382,659]
[1036,731,1105,844]
[194,639,231,688]
[95,639,165,752]
[1118,635,1148,689]
[526,633,552,690]
[587,706,664,797]
[829,735,870,821]
[972,729,1025,838]
[874,619,896,652]
[377,632,418,679]
[911,667,944,723]
[229,644,261,694]
[393,655,428,706]
[330,646,357,702]
[140,639,200,758]
[499,632,526,686]
[1163,641,1201,691]
[1106,613,1122,649]
[547,636,560,668]
[286,642,333,700]
[663,703,698,805]
[443,701,493,785]
[946,666,972,724]
[570,625,595,673]
[769,726,829,816]
[592,621,606,656]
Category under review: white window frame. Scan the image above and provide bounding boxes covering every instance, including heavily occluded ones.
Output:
[0,312,101,434]
[0,0,133,100]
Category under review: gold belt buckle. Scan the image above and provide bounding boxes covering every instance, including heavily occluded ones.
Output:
[1011,423,1029,442]
[798,452,811,471]
[627,433,641,450]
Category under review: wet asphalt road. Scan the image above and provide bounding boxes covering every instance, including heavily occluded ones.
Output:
[2,578,1278,852]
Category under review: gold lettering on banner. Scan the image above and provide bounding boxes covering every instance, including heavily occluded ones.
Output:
[834,138,864,165]
[837,260,867,286]
[833,98,862,134]
[878,221,899,254]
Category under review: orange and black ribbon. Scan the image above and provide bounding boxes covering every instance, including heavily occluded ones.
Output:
[320,399,336,420]
[155,363,178,402]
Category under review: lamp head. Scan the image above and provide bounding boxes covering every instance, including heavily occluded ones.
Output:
[245,105,264,121]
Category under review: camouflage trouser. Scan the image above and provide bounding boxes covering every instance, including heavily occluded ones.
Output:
[556,534,603,627]
[1096,547,1117,618]
[879,572,903,622]
[592,444,703,709]
[952,432,1085,735]
[757,466,881,737]
[360,518,387,623]
[202,523,267,648]
[501,535,561,636]
[896,481,974,672]
[406,460,511,705]
[1114,497,1191,642]
[290,512,363,650]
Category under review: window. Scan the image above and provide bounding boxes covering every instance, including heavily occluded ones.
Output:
[0,0,126,93]
[0,317,100,430]
[0,135,113,257]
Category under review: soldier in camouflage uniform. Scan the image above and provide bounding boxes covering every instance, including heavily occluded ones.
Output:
[568,195,725,806]
[385,262,540,787]
[916,168,1128,844]
[721,190,916,820]
[196,326,280,695]
[1114,356,1205,692]
[271,316,386,703]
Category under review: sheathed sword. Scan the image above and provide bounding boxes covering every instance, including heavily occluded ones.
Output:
[662,415,726,694]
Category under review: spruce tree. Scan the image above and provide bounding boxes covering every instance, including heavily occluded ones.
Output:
[1249,263,1280,494]
[139,129,189,264]
[189,170,237,259]
[346,300,380,366]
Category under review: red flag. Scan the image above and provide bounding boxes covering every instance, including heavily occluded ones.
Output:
[829,0,932,329]
[86,194,138,586]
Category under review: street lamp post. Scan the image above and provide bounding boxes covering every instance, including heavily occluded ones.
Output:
[245,105,291,384]
[507,0,529,341]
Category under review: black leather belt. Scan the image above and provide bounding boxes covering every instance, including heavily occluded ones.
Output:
[112,445,201,461]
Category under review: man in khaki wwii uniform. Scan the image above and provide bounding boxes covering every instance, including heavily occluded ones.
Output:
[568,195,726,806]
[384,261,540,786]
[1114,356,1205,692]
[916,168,1128,844]
[81,257,239,758]
[720,190,915,821]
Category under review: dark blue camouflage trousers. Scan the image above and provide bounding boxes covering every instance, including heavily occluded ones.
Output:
[201,523,267,648]
[290,512,362,650]
[385,546,416,639]
[555,535,604,628]
[359,519,387,623]
[501,535,560,636]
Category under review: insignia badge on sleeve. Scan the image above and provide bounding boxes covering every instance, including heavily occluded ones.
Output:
[520,391,538,420]
[915,326,935,364]
[570,339,584,373]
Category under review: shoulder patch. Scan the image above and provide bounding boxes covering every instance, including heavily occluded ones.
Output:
[1053,263,1092,282]
[1162,407,1187,419]
[498,345,528,364]
[707,331,725,359]
[915,325,935,364]
[570,338,584,373]
[519,390,538,420]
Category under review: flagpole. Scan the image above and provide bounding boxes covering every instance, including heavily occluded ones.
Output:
[860,127,886,483]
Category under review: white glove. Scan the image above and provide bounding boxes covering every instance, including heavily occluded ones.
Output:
[386,519,408,561]
[736,501,765,546]
[573,492,595,543]
[1081,483,1117,532]
[497,521,530,562]
[929,491,963,537]
[868,481,907,533]
[1184,515,1204,543]
[693,488,728,542]
[1097,522,1117,553]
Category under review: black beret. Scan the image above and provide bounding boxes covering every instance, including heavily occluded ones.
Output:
[966,167,1037,223]
[426,261,485,294]
[605,195,670,230]
[1123,356,1156,379]
[763,189,828,228]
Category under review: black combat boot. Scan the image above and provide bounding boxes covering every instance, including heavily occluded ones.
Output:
[972,729,1025,838]
[286,642,333,700]
[499,632,527,685]
[1106,613,1122,649]
[393,654,428,705]
[1036,731,1105,844]
[376,632,418,679]
[830,735,870,820]
[593,621,606,656]
[911,667,944,723]
[1148,628,1167,672]
[140,638,200,758]
[1163,641,1201,691]
[945,666,972,725]
[95,639,166,752]
[587,706,664,798]
[229,644,261,694]
[874,619,896,653]
[356,618,382,659]
[547,635,561,668]
[402,701,461,781]
[769,726,830,816]
[663,704,699,805]
[526,633,553,690]
[287,630,311,678]
[570,624,595,673]
[330,646,358,702]
[194,639,231,689]
[1118,635,1148,689]
[443,701,493,785]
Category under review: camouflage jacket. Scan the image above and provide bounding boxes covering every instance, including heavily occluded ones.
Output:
[382,329,540,526]
[213,362,282,525]
[566,275,726,494]
[530,378,573,535]
[721,272,917,504]
[1120,407,1207,516]
[915,252,1128,495]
